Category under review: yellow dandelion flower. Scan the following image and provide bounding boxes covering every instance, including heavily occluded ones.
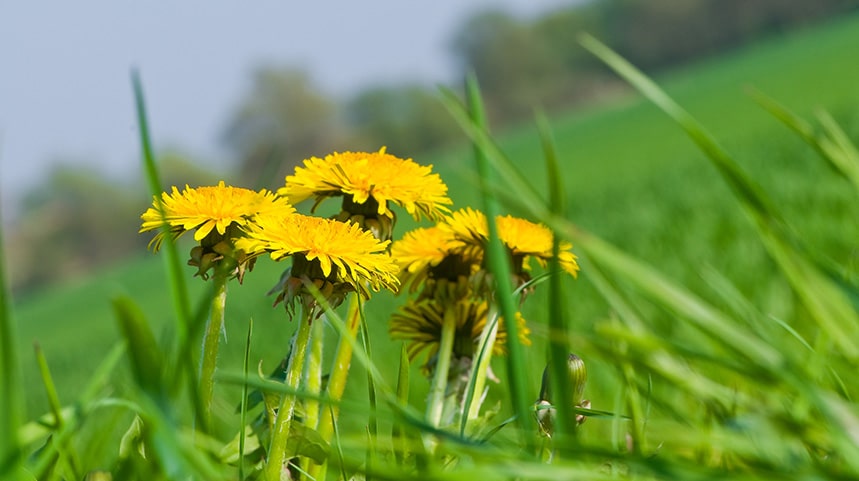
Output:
[443,208,580,277]
[140,181,295,248]
[236,214,400,313]
[139,181,295,280]
[495,215,580,277]
[391,225,480,299]
[390,298,530,366]
[279,147,452,232]
[391,226,454,274]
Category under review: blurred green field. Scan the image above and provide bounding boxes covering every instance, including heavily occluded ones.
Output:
[12,10,859,448]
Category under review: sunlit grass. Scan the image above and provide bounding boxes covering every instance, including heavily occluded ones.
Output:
[5,12,859,480]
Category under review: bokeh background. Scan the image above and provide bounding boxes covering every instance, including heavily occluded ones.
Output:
[2,0,853,294]
[3,0,859,427]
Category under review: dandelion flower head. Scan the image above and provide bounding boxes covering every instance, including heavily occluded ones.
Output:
[279,147,452,221]
[390,298,531,367]
[140,181,295,249]
[236,214,400,312]
[442,208,579,277]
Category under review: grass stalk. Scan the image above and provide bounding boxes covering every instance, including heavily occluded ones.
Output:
[265,309,314,481]
[464,73,533,447]
[393,344,411,464]
[358,303,378,481]
[239,318,253,481]
[34,343,81,479]
[131,71,204,430]
[537,112,578,447]
[199,271,228,431]
[0,200,23,478]
[131,70,192,338]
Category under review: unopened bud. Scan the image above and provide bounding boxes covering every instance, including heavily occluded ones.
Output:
[536,353,589,435]
[539,353,587,405]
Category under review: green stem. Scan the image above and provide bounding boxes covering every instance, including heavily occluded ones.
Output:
[299,318,324,477]
[199,272,228,430]
[426,304,457,429]
[309,294,361,481]
[305,318,325,430]
[265,309,314,481]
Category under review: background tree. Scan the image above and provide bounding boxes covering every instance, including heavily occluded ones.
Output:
[344,85,463,156]
[450,10,569,124]
[221,67,345,190]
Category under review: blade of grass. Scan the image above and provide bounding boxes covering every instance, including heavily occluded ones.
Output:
[579,34,859,361]
[113,295,165,401]
[438,87,549,222]
[748,87,859,191]
[463,73,534,448]
[816,108,859,190]
[238,318,253,481]
[393,344,410,464]
[358,300,378,481]
[131,71,205,427]
[131,70,192,336]
[537,111,578,446]
[0,200,24,478]
[578,34,781,225]
[34,343,81,480]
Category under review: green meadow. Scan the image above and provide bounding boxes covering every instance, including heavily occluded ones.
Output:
[8,11,859,479]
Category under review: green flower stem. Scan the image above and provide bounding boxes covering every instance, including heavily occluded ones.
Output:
[199,271,227,430]
[305,318,325,430]
[265,309,314,481]
[309,295,362,481]
[299,318,325,476]
[427,304,457,429]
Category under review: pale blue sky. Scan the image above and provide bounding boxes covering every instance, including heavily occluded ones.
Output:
[0,0,578,219]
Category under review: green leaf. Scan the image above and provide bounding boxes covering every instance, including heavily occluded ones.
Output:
[112,296,164,399]
[285,422,330,465]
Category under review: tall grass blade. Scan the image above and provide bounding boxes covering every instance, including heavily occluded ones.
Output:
[438,87,549,221]
[112,295,165,401]
[34,343,81,480]
[0,201,24,478]
[816,109,859,181]
[358,301,378,481]
[579,34,781,226]
[584,266,648,453]
[579,34,859,361]
[239,318,253,480]
[536,112,578,444]
[393,344,410,464]
[748,88,859,191]
[131,71,205,418]
[131,70,192,334]
[462,73,534,446]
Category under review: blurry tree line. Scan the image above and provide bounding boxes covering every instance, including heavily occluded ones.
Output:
[5,0,856,294]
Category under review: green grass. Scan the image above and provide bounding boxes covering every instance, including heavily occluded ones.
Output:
[8,11,859,479]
